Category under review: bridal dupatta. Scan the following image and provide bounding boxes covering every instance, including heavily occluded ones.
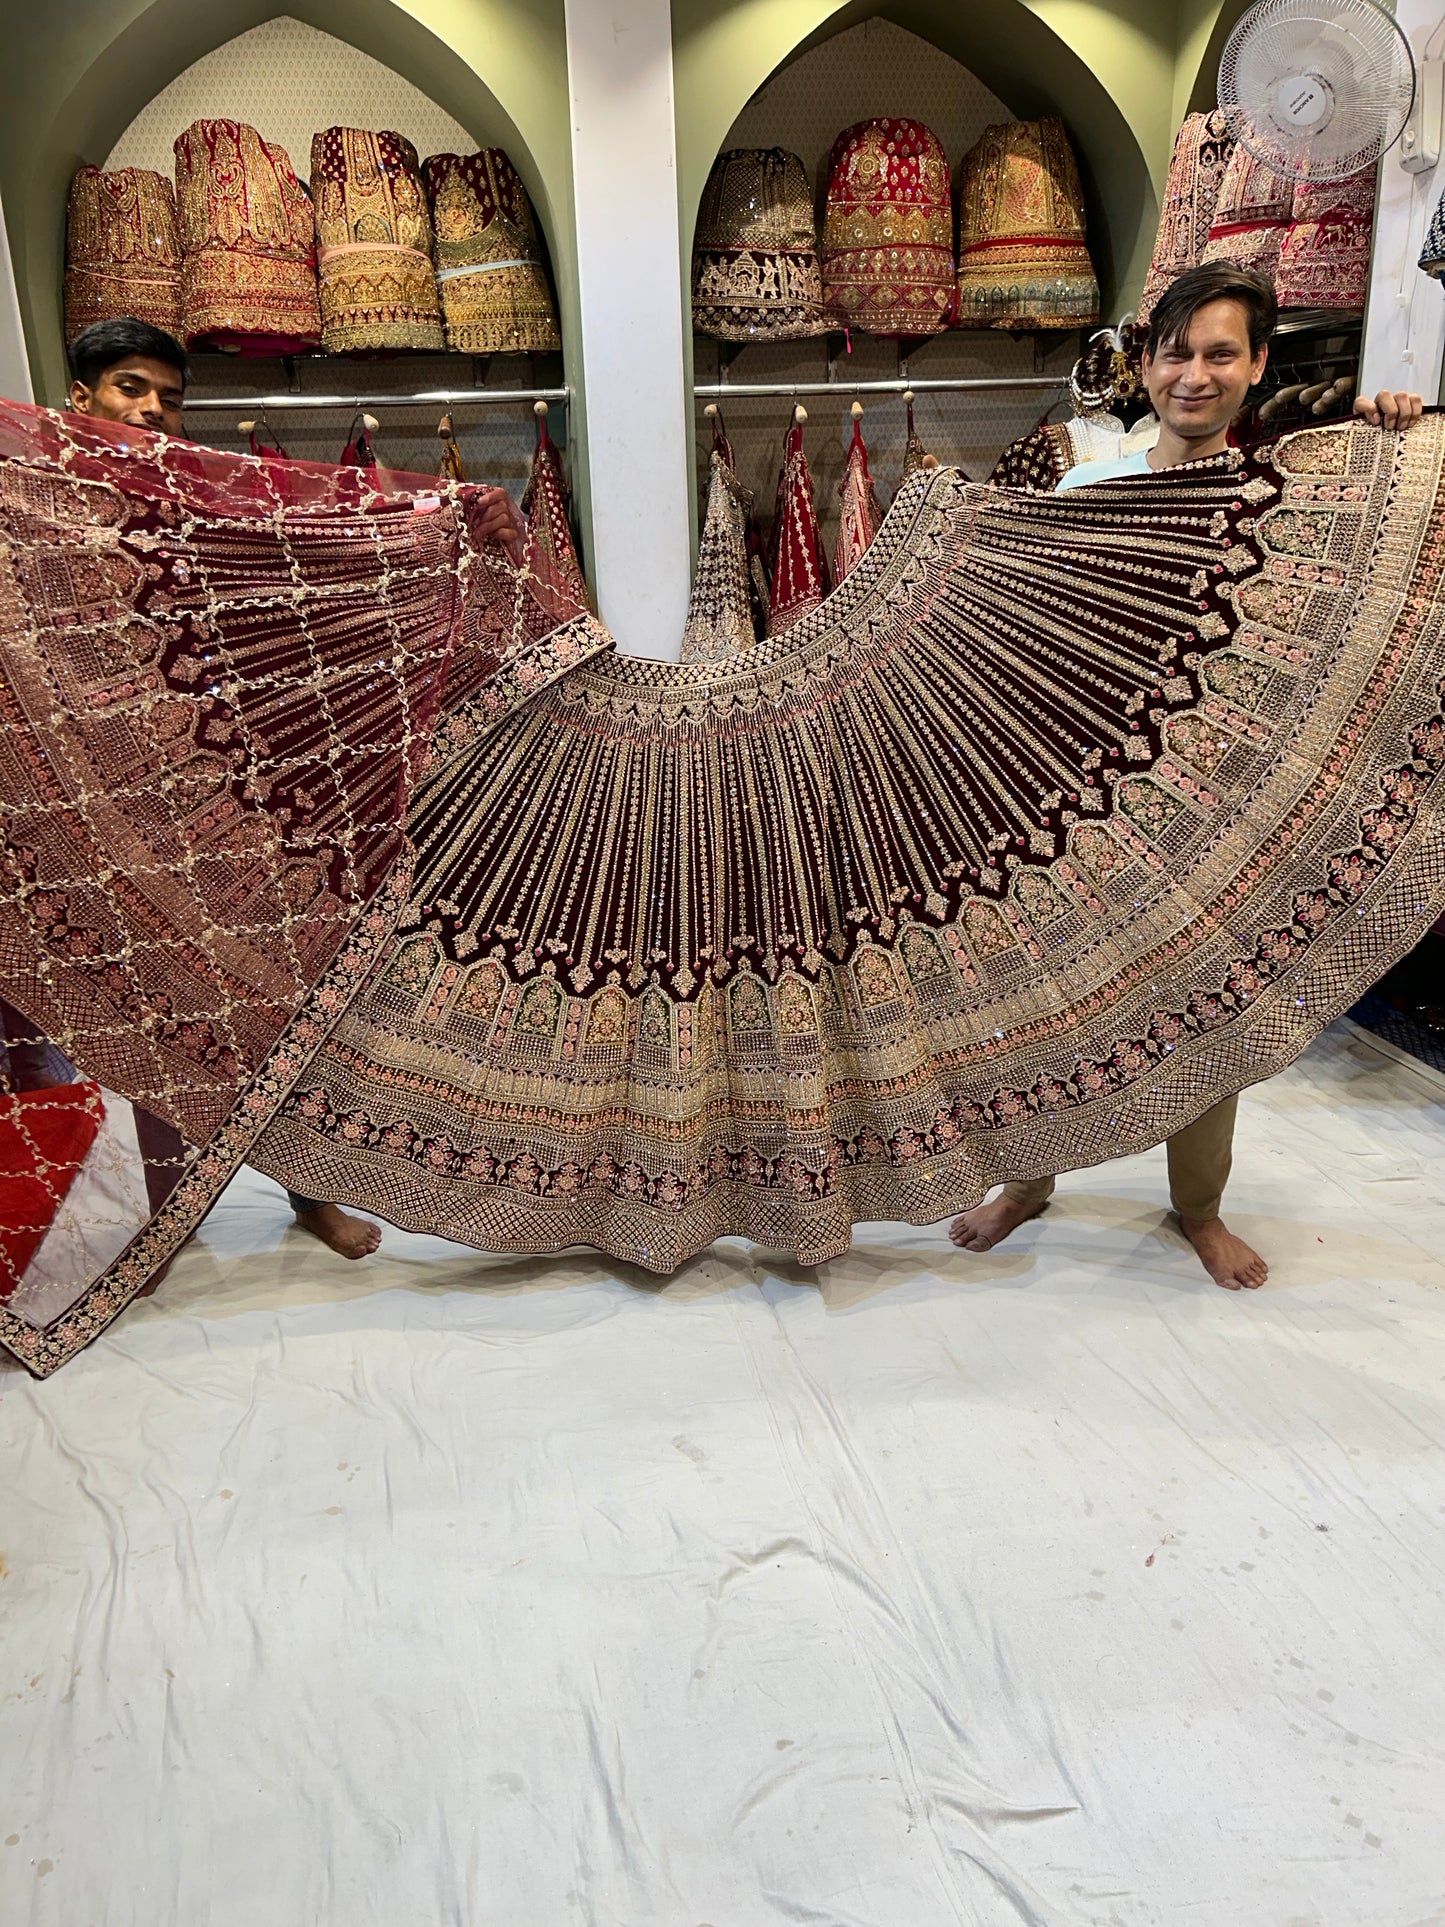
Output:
[3,404,1444,1372]
[0,402,602,1373]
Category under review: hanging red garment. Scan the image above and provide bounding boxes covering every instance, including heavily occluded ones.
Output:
[340,411,377,468]
[766,412,829,635]
[245,420,290,462]
[522,409,589,610]
[834,411,883,584]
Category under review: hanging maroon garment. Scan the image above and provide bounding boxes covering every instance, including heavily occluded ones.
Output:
[708,407,736,470]
[522,411,589,610]
[766,414,829,635]
[709,406,770,636]
[834,413,883,584]
[246,422,290,463]
[340,412,377,468]
[900,393,932,482]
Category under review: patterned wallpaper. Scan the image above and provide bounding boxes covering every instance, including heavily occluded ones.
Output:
[104,16,474,182]
[729,16,1011,193]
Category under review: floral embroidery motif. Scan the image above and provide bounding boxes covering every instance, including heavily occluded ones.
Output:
[1258,506,1335,560]
[583,984,629,1051]
[854,945,904,1008]
[1011,868,1072,928]
[637,986,674,1056]
[1201,651,1274,709]
[898,924,953,986]
[512,976,565,1050]
[774,972,818,1036]
[454,957,507,1026]
[383,934,442,999]
[728,972,771,1036]
[1165,712,1234,777]
[1116,776,1187,841]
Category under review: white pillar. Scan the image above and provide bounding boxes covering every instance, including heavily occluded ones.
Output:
[0,184,34,404]
[564,0,692,660]
[1359,1,1445,401]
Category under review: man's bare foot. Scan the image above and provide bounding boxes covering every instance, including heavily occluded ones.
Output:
[1178,1214,1267,1290]
[292,1202,382,1260]
[949,1193,1046,1252]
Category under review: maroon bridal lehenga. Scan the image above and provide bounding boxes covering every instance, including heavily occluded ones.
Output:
[2,399,1443,1373]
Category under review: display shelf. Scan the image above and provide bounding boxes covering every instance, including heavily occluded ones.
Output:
[184,345,569,414]
[692,374,1064,400]
[185,385,570,412]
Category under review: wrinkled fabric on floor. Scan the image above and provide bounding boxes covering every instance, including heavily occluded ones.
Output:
[2,1021,1443,1926]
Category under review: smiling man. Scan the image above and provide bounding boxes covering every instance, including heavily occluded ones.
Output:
[950,262,1424,1291]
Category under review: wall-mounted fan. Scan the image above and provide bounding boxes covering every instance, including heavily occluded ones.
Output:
[1219,0,1416,181]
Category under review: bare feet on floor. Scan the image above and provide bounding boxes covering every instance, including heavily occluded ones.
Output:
[949,1193,1045,1252]
[1178,1214,1267,1290]
[292,1202,382,1259]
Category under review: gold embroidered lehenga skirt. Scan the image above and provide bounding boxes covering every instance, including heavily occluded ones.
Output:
[64,166,184,342]
[1,406,1443,1373]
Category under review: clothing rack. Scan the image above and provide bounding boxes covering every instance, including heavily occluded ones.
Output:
[692,375,1065,400]
[183,386,571,412]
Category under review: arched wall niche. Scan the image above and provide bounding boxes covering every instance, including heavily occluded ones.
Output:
[0,0,589,542]
[673,0,1242,315]
[103,21,478,180]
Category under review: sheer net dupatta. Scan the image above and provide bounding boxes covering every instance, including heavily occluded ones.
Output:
[0,402,605,1375]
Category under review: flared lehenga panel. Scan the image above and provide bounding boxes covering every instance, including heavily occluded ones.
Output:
[0,402,605,1373]
[251,421,1445,1273]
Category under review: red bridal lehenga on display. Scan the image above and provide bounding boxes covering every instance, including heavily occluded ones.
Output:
[765,412,829,636]
[1,402,1443,1374]
[522,407,590,612]
[833,411,883,584]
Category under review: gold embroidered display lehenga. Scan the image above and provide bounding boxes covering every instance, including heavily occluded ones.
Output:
[2,403,1443,1374]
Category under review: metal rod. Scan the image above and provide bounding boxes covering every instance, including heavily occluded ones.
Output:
[184,385,571,412]
[692,375,1065,399]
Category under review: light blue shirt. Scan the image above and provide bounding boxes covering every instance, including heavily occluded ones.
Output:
[1056,449,1157,490]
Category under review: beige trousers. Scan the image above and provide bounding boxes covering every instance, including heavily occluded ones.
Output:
[1002,1093,1239,1223]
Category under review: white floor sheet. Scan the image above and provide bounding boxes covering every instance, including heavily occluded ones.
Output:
[2,1021,1444,1927]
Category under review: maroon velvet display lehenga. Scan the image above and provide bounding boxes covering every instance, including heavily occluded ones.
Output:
[1,399,1443,1374]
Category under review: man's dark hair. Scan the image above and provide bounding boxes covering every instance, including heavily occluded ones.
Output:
[1145,263,1277,359]
[67,317,189,389]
